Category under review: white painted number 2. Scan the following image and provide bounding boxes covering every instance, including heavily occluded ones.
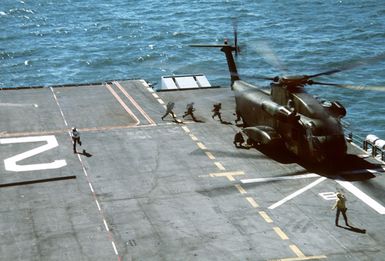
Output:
[0,135,67,172]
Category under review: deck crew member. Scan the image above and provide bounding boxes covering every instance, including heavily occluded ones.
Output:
[182,102,197,122]
[71,127,82,153]
[233,131,245,148]
[234,110,242,125]
[161,101,177,122]
[332,192,349,227]
[212,102,223,123]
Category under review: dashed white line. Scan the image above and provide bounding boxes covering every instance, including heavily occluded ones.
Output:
[103,219,110,232]
[111,241,118,255]
[50,86,120,258]
[96,200,102,211]
[50,87,68,127]
[88,183,95,193]
[81,165,88,176]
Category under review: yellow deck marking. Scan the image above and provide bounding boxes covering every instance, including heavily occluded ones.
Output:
[105,84,140,125]
[289,245,305,257]
[259,211,273,223]
[190,134,198,141]
[272,256,327,261]
[113,81,156,125]
[197,142,207,150]
[245,197,259,208]
[181,126,190,133]
[209,171,244,181]
[214,161,226,171]
[234,184,247,194]
[205,151,215,160]
[273,227,289,240]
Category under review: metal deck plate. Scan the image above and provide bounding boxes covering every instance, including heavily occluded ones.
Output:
[1,80,385,260]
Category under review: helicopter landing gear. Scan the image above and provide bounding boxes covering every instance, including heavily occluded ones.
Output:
[247,138,260,148]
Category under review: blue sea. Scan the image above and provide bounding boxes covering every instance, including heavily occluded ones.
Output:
[1,0,385,139]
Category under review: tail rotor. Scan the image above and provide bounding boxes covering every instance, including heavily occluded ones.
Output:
[189,21,242,85]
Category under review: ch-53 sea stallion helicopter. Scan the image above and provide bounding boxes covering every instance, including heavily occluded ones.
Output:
[191,31,385,164]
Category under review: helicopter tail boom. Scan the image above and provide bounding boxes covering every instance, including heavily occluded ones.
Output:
[190,44,240,86]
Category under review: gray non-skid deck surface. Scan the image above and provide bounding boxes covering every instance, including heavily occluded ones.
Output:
[1,80,385,260]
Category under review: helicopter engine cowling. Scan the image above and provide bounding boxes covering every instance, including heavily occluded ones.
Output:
[321,100,346,118]
[261,100,300,122]
[243,126,281,145]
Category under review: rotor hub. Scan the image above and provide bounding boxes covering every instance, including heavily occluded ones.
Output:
[276,75,310,87]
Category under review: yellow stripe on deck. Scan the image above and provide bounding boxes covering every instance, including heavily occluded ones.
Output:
[273,227,289,240]
[259,211,273,223]
[245,197,259,208]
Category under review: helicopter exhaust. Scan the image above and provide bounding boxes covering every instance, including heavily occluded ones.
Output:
[261,100,300,122]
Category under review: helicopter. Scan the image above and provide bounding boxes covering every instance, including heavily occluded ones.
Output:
[191,31,385,163]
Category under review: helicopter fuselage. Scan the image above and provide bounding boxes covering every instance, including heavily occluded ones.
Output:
[191,42,349,163]
[233,80,347,163]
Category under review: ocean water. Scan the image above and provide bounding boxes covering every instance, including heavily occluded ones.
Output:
[1,0,385,138]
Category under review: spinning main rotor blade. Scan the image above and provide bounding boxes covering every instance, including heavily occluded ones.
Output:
[311,81,385,91]
[308,52,385,78]
[254,41,288,73]
[253,75,276,81]
[189,44,228,48]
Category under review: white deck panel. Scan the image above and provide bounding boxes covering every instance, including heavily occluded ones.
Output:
[195,75,211,87]
[161,77,178,90]
[174,76,199,89]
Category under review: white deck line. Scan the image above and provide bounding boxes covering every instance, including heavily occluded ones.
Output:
[268,177,327,209]
[336,179,385,214]
[241,173,320,184]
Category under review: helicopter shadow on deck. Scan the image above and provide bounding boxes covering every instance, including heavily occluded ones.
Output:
[300,154,380,182]
[248,143,380,181]
[250,142,298,164]
[200,148,268,160]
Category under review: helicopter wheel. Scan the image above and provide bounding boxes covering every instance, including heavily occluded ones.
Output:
[246,138,259,148]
